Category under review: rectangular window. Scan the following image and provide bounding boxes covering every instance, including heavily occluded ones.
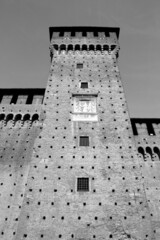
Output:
[77,178,89,192]
[80,136,89,146]
[77,63,83,69]
[81,82,88,89]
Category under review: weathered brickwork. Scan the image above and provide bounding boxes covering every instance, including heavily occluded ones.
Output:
[0,27,158,240]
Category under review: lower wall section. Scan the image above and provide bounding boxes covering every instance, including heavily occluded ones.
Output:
[135,135,160,240]
[0,123,159,239]
[0,124,41,239]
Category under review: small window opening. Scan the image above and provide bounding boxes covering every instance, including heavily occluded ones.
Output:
[82,45,87,51]
[103,45,109,51]
[138,147,145,159]
[0,114,5,121]
[89,45,95,51]
[96,45,101,51]
[77,63,83,69]
[111,45,116,51]
[32,114,39,122]
[60,44,66,51]
[6,114,13,123]
[53,44,58,51]
[14,114,22,122]
[80,136,89,146]
[77,178,89,192]
[81,82,88,89]
[153,147,160,159]
[23,114,30,121]
[68,44,73,51]
[75,45,80,51]
[146,147,153,158]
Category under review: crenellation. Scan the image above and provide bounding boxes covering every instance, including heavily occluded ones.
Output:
[64,31,71,38]
[32,95,44,104]
[0,88,45,105]
[75,31,82,38]
[17,95,28,104]
[1,95,12,104]
[50,27,120,57]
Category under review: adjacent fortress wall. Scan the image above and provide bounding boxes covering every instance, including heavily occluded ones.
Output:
[0,93,43,239]
[132,120,160,239]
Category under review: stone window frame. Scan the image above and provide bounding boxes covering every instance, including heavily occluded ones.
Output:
[79,136,89,146]
[76,63,83,69]
[72,94,98,114]
[77,177,90,192]
[80,82,89,89]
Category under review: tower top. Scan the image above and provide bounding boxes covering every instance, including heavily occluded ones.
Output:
[49,26,120,41]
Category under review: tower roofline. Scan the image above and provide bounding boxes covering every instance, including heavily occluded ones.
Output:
[49,26,120,41]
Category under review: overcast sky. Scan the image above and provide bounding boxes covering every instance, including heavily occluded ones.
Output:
[0,0,160,117]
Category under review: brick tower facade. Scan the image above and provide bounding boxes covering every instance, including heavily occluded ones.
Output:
[0,27,156,240]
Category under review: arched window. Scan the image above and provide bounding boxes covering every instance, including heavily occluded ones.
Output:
[32,114,39,122]
[89,45,94,51]
[68,44,73,51]
[82,45,87,51]
[103,45,109,51]
[153,147,160,160]
[53,44,59,51]
[146,147,153,158]
[138,147,145,159]
[60,44,66,51]
[14,114,22,122]
[23,114,30,121]
[111,45,116,51]
[96,45,101,51]
[75,45,80,51]
[6,114,14,122]
[0,114,5,121]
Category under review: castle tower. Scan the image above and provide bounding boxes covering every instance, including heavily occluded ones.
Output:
[0,27,155,240]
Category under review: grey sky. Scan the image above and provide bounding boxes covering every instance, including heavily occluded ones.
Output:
[0,0,160,117]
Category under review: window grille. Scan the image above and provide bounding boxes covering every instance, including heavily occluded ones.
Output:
[81,82,88,89]
[80,136,89,146]
[77,178,89,191]
[77,63,83,69]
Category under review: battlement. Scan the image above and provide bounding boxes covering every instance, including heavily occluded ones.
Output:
[0,88,45,104]
[131,118,160,136]
[49,26,120,58]
[49,26,120,40]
